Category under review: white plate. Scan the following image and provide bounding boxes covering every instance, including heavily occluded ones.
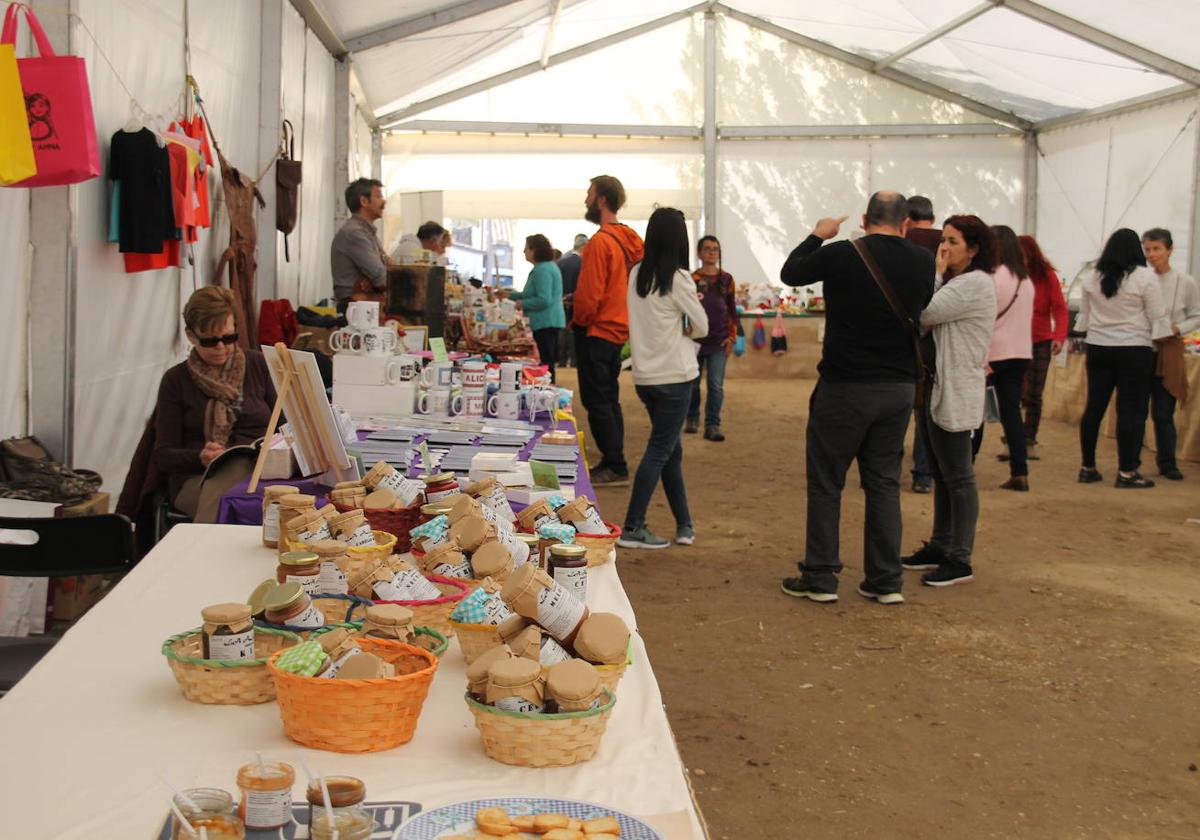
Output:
[396,796,662,839]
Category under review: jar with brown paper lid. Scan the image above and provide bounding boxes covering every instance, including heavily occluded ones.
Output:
[546,543,588,604]
[485,656,545,713]
[315,627,363,677]
[516,498,559,533]
[308,540,351,594]
[488,526,529,566]
[363,488,397,511]
[315,503,339,525]
[500,563,589,646]
[508,623,572,667]
[335,480,365,491]
[448,513,492,553]
[546,658,605,712]
[277,494,317,553]
[201,602,255,661]
[467,643,515,700]
[470,541,514,583]
[359,604,415,642]
[328,509,373,547]
[465,474,517,523]
[496,614,528,645]
[285,507,332,549]
[262,582,326,629]
[556,496,608,536]
[422,471,461,504]
[348,560,406,601]
[276,550,321,595]
[445,493,481,524]
[261,485,300,548]
[334,652,394,680]
[365,459,424,506]
[419,540,472,579]
[572,612,630,665]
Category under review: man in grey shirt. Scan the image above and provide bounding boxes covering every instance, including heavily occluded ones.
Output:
[331,178,388,308]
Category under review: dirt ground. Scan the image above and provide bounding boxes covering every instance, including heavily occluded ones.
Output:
[557,367,1200,840]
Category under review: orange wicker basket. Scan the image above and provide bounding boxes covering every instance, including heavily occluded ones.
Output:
[373,575,469,638]
[268,638,439,753]
[332,500,421,552]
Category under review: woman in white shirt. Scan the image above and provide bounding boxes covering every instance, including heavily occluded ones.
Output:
[1077,228,1169,488]
[616,208,709,550]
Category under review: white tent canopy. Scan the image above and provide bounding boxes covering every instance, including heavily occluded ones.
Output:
[0,0,1197,497]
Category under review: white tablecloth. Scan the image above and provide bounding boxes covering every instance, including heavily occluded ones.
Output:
[0,525,705,839]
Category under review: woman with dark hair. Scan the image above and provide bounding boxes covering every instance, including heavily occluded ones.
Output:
[902,215,996,587]
[979,224,1035,490]
[1017,235,1068,460]
[508,233,566,381]
[686,235,737,441]
[616,208,709,550]
[1077,228,1169,488]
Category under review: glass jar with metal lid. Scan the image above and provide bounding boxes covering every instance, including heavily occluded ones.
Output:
[416,502,453,526]
[422,471,461,504]
[200,602,255,661]
[246,579,275,619]
[513,533,538,568]
[546,543,589,604]
[262,582,325,628]
[276,550,321,594]
[172,788,245,839]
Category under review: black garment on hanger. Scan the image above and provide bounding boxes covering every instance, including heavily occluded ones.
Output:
[109,128,176,254]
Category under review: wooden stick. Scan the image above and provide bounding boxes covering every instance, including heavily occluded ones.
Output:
[247,348,293,494]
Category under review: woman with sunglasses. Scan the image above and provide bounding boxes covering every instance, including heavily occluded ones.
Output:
[154,287,277,522]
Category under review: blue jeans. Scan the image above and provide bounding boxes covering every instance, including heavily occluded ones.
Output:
[623,381,694,531]
[911,423,931,481]
[687,351,727,429]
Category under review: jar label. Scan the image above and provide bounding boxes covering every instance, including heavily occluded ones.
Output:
[342,523,376,547]
[535,582,587,642]
[552,564,588,604]
[496,530,530,566]
[420,528,450,552]
[569,506,608,536]
[392,568,442,601]
[262,503,282,541]
[380,471,424,506]
[289,601,326,629]
[372,580,407,600]
[242,787,293,830]
[476,503,514,534]
[481,484,517,522]
[532,511,560,531]
[539,636,572,666]
[320,647,363,678]
[298,520,332,544]
[425,486,462,504]
[207,628,255,661]
[285,573,321,596]
[481,594,514,625]
[317,561,349,595]
[495,696,543,714]
[432,559,474,579]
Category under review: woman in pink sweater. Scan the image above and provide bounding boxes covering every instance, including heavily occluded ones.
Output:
[978,226,1035,490]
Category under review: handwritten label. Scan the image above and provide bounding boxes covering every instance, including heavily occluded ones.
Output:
[429,337,448,363]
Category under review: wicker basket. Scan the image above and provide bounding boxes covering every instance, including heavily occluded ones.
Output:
[268,638,439,753]
[575,522,621,567]
[465,688,615,767]
[449,619,504,665]
[287,531,398,577]
[255,594,373,637]
[592,641,633,693]
[162,627,300,705]
[310,621,449,658]
[332,500,421,553]
[373,576,469,638]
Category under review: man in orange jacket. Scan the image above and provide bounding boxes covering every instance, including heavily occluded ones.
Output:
[573,175,645,485]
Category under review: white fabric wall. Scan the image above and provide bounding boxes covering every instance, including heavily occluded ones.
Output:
[1036,97,1199,285]
[351,97,373,180]
[297,29,336,307]
[275,2,308,306]
[0,188,30,438]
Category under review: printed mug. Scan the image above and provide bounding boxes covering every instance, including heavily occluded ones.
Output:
[386,354,421,383]
[461,360,487,391]
[488,390,521,420]
[420,361,455,390]
[419,388,463,417]
[345,301,379,330]
[330,328,363,354]
[363,326,399,357]
[460,392,487,418]
[498,362,524,393]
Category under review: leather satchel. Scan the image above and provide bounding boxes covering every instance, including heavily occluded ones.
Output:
[275,120,301,261]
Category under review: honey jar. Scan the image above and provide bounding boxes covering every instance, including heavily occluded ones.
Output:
[486,656,545,713]
[422,471,461,504]
[501,563,589,646]
[546,543,588,604]
[261,485,300,548]
[236,761,294,830]
[276,550,321,595]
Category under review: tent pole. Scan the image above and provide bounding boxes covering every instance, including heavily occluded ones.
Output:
[1190,99,1200,279]
[371,129,383,181]
[703,9,716,235]
[257,0,284,305]
[1024,132,1038,237]
[334,59,353,239]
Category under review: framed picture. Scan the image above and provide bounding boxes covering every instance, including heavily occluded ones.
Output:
[401,325,429,353]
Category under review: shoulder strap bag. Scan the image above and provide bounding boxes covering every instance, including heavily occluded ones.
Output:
[275,120,302,261]
[851,238,930,410]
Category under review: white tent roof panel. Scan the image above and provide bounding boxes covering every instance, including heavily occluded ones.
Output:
[1039,0,1200,69]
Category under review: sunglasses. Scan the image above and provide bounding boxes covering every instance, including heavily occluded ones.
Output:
[194,332,239,348]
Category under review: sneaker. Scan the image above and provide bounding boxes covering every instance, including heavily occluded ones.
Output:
[901,541,945,571]
[857,583,904,605]
[1077,467,1103,484]
[1000,476,1029,492]
[911,477,932,494]
[781,577,838,603]
[1159,467,1184,481]
[590,466,630,487]
[684,418,699,434]
[1115,472,1155,489]
[674,524,695,545]
[703,426,726,442]
[921,563,974,587]
[617,526,669,549]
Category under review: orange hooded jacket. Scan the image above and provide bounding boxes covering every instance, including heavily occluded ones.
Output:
[570,223,645,344]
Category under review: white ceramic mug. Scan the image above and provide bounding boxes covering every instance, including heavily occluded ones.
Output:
[363,326,398,357]
[419,388,463,416]
[461,360,487,391]
[499,362,523,393]
[386,354,421,383]
[345,301,379,330]
[488,390,521,420]
[461,391,487,418]
[330,328,363,354]
[420,361,455,390]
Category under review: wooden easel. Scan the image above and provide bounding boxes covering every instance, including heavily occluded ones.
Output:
[248,343,347,493]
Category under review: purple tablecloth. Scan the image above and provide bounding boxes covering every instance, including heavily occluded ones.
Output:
[215,414,598,525]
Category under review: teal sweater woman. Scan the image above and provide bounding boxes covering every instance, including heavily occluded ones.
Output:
[510,233,566,380]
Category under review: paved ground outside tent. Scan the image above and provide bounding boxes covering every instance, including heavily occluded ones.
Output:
[561,368,1200,840]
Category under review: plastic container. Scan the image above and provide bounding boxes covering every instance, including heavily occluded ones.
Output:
[236,761,295,830]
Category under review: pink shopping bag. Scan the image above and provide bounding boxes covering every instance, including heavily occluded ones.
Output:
[1,2,99,187]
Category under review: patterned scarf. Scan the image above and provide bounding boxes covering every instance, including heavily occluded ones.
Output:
[186,345,246,446]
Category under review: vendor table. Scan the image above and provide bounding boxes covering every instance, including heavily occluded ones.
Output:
[0,525,705,839]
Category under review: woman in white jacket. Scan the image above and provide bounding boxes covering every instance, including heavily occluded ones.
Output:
[901,215,996,587]
[616,208,709,550]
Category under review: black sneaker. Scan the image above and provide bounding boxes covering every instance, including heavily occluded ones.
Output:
[684,418,699,434]
[703,426,725,442]
[911,477,931,494]
[1115,472,1155,489]
[781,577,837,603]
[1077,467,1103,484]
[1159,467,1184,481]
[590,466,630,487]
[921,563,974,587]
[856,583,904,605]
[901,541,945,571]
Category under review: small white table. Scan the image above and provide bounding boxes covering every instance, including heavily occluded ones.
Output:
[0,525,706,839]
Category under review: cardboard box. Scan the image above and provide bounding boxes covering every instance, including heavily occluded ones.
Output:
[61,491,109,518]
[53,492,112,621]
